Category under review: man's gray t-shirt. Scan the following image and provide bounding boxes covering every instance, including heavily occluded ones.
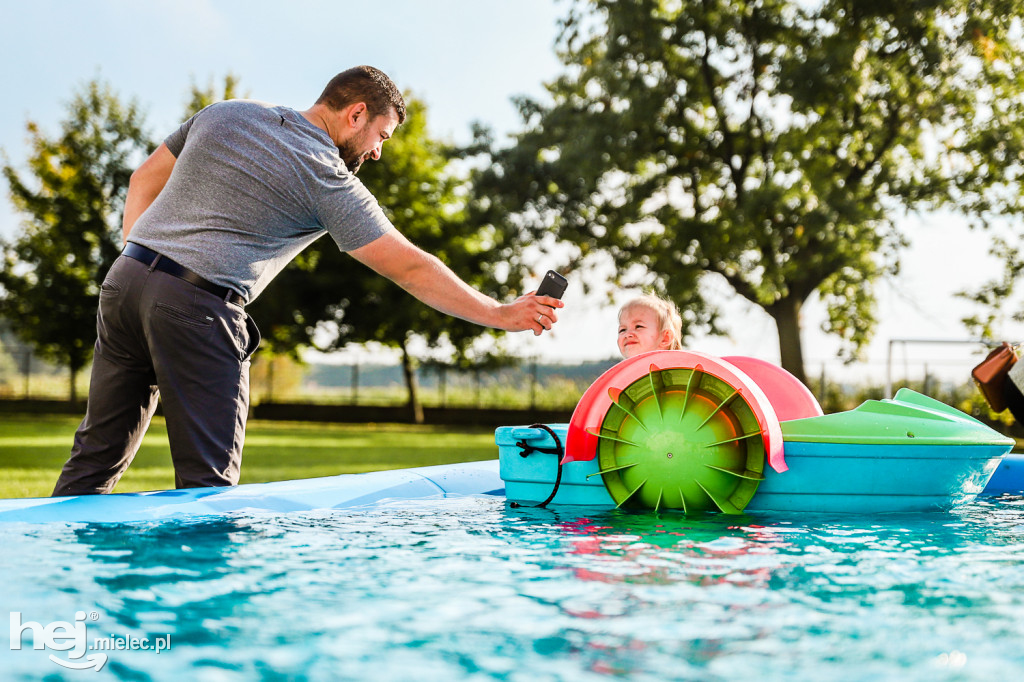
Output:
[129,99,393,303]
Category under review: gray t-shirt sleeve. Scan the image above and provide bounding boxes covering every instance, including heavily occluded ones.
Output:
[313,173,394,252]
[165,112,200,157]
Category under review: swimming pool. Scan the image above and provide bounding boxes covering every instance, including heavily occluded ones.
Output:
[5,494,1024,680]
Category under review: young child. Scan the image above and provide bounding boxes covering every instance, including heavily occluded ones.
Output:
[616,294,683,358]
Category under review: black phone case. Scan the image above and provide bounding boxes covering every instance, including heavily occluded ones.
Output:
[536,271,568,299]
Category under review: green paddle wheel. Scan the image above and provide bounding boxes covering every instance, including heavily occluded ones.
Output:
[587,364,767,513]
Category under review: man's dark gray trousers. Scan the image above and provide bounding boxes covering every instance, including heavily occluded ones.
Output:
[53,254,260,496]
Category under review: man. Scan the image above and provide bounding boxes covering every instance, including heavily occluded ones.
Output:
[52,65,562,496]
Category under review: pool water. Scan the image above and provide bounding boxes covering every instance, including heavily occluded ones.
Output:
[4,495,1024,681]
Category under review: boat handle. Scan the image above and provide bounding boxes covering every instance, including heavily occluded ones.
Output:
[509,427,551,441]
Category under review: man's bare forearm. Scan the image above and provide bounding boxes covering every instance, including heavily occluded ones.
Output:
[350,230,563,335]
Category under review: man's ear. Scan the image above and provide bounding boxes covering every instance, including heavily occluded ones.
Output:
[347,102,368,128]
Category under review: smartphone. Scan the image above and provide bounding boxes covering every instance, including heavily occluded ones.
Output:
[535,270,568,300]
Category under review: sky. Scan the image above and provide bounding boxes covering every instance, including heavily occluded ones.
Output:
[1,0,1019,386]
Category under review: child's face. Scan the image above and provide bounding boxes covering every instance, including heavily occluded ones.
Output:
[617,306,670,358]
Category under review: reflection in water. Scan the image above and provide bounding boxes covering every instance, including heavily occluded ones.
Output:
[553,511,793,589]
[72,519,266,638]
[2,496,1024,680]
[540,511,796,676]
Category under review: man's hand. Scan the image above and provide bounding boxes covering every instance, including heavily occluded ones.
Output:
[500,291,564,336]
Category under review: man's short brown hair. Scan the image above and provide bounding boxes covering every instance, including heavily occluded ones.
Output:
[317,65,406,124]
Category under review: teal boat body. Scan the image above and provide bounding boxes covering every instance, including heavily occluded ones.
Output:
[498,389,1014,513]
[763,388,1012,510]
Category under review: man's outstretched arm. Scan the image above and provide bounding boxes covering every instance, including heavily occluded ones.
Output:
[349,229,563,336]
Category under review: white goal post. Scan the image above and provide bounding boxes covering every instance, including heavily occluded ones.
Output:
[884,337,992,399]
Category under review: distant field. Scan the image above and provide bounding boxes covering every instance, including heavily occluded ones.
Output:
[0,414,499,499]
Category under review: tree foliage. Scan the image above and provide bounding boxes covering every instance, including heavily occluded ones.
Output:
[959,235,1024,340]
[0,80,153,400]
[248,97,525,421]
[182,73,245,118]
[480,0,1024,383]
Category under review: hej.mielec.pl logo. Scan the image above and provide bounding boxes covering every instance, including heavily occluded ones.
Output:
[10,611,172,672]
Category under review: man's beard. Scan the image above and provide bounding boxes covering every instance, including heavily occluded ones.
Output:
[338,142,364,174]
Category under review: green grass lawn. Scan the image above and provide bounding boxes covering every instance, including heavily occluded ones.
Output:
[0,414,500,499]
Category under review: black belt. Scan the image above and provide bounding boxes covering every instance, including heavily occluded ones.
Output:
[122,243,245,307]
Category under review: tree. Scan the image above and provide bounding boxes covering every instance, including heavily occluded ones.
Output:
[182,73,245,117]
[248,97,525,422]
[480,0,1024,384]
[959,236,1024,340]
[0,80,153,401]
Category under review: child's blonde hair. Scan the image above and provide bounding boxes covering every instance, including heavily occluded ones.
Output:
[618,294,683,350]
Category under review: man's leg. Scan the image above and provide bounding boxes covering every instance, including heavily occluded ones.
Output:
[144,275,260,489]
[53,257,158,496]
[53,354,159,496]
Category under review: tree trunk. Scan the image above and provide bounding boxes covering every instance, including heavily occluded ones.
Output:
[768,297,809,388]
[400,342,424,424]
[68,364,78,403]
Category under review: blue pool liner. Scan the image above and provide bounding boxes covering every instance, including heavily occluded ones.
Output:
[0,460,505,524]
[981,453,1024,494]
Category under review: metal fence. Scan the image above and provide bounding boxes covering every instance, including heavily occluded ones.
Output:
[0,345,76,401]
